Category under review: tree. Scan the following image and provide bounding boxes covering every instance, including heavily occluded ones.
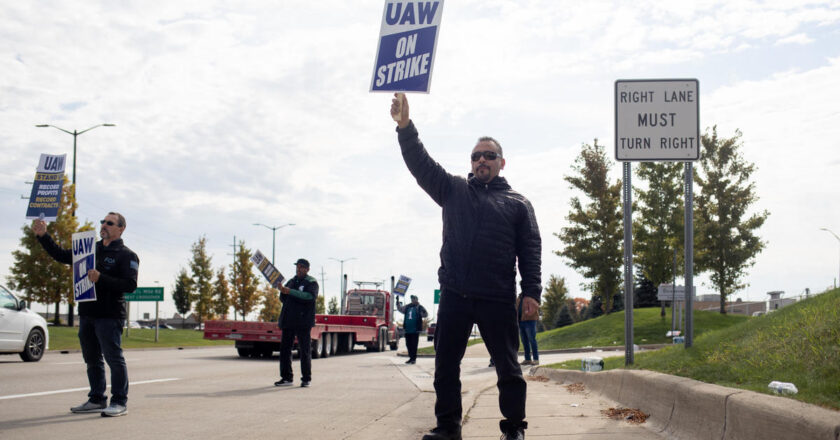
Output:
[257,283,281,322]
[172,268,194,320]
[189,236,214,324]
[539,275,568,331]
[695,127,769,313]
[230,241,260,319]
[555,304,574,328]
[315,294,325,314]
[634,276,660,308]
[633,162,683,315]
[6,178,92,325]
[327,297,339,314]
[556,139,623,314]
[212,267,231,318]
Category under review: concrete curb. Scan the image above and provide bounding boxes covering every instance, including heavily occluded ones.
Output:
[533,367,840,440]
[404,344,669,358]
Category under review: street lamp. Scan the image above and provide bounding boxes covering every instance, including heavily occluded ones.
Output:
[329,257,356,314]
[819,228,840,289]
[35,123,115,327]
[253,223,295,265]
[35,123,116,190]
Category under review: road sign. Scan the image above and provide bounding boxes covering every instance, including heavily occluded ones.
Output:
[657,284,696,301]
[434,289,440,304]
[615,79,699,161]
[127,286,164,302]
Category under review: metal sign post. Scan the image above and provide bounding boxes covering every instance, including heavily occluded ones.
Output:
[616,78,700,357]
[623,162,634,365]
[127,287,164,342]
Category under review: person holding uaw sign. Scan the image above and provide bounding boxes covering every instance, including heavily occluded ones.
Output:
[32,211,139,418]
[373,2,542,439]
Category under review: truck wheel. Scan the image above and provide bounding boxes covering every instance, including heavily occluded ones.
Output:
[330,333,338,356]
[19,328,45,362]
[376,327,387,352]
[311,338,321,359]
[320,333,332,358]
[345,334,355,353]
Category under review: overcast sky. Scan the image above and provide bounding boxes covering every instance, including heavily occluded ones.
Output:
[2,1,839,321]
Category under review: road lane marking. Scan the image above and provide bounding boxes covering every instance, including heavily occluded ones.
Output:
[0,378,179,400]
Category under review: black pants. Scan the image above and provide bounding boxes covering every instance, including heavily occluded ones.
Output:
[433,288,526,432]
[405,333,420,361]
[279,327,312,382]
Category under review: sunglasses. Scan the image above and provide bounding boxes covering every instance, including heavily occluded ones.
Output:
[100,220,117,226]
[471,151,501,161]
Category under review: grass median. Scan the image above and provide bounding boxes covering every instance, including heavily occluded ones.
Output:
[47,326,234,351]
[549,288,840,410]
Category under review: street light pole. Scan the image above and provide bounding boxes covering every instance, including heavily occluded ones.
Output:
[35,123,115,327]
[820,228,840,289]
[253,223,295,265]
[329,257,356,314]
[36,123,116,192]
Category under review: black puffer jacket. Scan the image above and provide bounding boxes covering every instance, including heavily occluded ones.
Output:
[37,234,139,319]
[397,121,542,303]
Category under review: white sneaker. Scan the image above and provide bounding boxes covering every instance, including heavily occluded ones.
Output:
[101,403,127,417]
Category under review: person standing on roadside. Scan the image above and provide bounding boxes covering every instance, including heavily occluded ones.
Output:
[390,93,542,440]
[275,258,319,388]
[33,212,138,417]
[397,294,428,364]
[517,294,540,366]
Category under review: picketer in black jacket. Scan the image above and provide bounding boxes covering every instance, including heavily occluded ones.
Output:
[33,212,138,417]
[276,258,319,388]
[391,94,542,440]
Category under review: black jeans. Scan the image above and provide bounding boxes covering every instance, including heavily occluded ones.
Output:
[433,288,526,432]
[280,327,312,382]
[405,333,419,361]
[78,316,128,406]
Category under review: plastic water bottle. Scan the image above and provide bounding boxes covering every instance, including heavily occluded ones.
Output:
[581,357,604,372]
[768,381,798,395]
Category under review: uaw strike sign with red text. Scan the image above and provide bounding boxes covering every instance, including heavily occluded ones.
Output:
[371,1,444,93]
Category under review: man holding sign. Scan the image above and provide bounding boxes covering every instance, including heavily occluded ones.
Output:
[33,212,139,417]
[391,94,541,440]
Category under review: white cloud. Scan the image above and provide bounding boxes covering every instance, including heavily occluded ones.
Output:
[1,0,840,319]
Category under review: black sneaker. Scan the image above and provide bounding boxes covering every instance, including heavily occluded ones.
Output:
[300,380,310,388]
[274,379,294,387]
[500,429,524,440]
[405,359,416,364]
[421,427,462,440]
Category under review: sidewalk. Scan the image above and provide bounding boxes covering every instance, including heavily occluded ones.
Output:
[428,341,664,439]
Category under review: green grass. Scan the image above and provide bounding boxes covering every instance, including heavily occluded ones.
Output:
[550,289,840,410]
[48,327,233,350]
[538,306,748,349]
[416,307,743,355]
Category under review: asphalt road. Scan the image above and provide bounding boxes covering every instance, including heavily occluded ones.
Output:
[0,340,442,440]
[1,338,655,440]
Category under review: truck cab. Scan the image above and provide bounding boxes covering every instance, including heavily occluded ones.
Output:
[344,283,399,350]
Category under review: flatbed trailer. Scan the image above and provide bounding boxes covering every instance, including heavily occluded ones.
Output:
[204,287,399,358]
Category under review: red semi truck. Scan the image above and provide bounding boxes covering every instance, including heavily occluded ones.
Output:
[204,285,400,358]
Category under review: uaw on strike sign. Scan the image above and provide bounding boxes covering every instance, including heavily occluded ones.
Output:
[371,1,444,93]
[72,230,97,303]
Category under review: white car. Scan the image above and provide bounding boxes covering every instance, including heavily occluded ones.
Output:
[0,285,49,362]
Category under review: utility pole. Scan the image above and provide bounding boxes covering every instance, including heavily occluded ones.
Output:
[228,236,238,320]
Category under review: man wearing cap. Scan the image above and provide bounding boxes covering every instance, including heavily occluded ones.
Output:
[275,258,319,388]
[397,294,428,364]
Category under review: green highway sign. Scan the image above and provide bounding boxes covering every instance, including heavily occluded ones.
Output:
[126,286,164,302]
[434,289,440,305]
